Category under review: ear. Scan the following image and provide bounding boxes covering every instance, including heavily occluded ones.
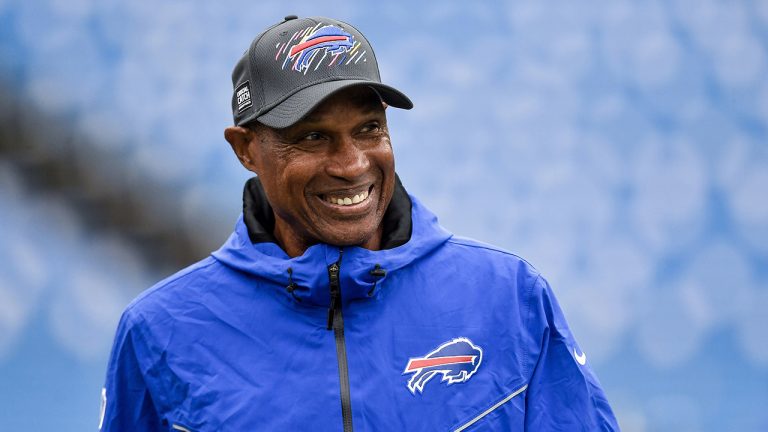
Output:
[224,126,259,173]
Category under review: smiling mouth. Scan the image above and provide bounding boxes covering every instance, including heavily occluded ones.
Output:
[322,185,373,206]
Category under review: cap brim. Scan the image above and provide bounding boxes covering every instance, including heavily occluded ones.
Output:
[255,80,413,129]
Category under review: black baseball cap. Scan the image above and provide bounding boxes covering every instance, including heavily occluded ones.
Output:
[231,15,413,129]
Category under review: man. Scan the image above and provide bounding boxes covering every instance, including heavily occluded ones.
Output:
[101,15,619,431]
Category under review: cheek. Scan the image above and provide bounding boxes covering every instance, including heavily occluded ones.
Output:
[274,162,315,204]
[253,163,295,209]
[378,147,396,180]
[373,140,395,170]
[373,149,396,206]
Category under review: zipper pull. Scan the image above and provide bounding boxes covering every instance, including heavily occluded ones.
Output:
[327,262,340,330]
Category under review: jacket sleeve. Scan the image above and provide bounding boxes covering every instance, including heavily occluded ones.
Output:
[524,275,620,431]
[100,308,164,431]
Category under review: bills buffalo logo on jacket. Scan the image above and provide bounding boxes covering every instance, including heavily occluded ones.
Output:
[275,24,366,73]
[403,338,483,394]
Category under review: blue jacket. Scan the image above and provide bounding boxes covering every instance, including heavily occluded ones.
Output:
[101,179,619,431]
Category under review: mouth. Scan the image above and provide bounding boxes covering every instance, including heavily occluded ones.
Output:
[319,185,375,208]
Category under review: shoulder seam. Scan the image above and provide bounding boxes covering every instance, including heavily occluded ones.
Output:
[523,273,543,380]
[125,256,219,314]
[446,237,539,268]
[446,238,514,254]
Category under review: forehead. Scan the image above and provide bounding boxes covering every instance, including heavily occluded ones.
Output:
[300,85,384,124]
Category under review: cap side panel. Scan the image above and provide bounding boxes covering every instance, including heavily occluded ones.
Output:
[332,18,382,82]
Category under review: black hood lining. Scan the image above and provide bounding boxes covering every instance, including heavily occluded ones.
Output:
[243,176,278,244]
[243,175,412,250]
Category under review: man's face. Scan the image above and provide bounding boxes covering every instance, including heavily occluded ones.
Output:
[241,86,395,255]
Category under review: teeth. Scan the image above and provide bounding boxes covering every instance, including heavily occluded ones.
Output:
[326,189,370,206]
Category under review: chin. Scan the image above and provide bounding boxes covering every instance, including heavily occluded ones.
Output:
[317,225,378,248]
[322,233,373,248]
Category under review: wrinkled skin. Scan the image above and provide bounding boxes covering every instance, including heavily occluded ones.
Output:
[225,86,395,257]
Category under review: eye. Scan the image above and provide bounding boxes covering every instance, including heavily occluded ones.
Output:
[302,132,324,141]
[359,122,381,134]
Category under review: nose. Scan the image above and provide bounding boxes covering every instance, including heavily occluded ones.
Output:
[325,137,370,180]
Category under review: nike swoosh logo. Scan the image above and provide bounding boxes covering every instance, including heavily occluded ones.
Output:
[573,348,587,365]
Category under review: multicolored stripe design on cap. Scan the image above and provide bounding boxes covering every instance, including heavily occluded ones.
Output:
[275,23,367,73]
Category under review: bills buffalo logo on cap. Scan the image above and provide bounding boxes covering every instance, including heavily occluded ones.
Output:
[275,24,366,73]
[403,337,483,394]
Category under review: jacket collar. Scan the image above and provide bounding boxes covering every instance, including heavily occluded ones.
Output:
[212,176,451,308]
[242,175,413,249]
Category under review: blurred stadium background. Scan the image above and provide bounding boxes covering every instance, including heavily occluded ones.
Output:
[1,0,767,430]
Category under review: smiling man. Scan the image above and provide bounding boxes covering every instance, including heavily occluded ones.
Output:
[101,16,620,431]
[224,86,396,258]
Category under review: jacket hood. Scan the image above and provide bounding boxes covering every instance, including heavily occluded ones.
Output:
[212,176,452,308]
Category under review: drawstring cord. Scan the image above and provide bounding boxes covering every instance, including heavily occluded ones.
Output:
[368,264,386,296]
[286,267,301,302]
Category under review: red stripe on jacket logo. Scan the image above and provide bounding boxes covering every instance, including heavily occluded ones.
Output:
[405,355,476,371]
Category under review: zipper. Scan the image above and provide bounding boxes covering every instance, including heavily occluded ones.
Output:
[327,252,353,432]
